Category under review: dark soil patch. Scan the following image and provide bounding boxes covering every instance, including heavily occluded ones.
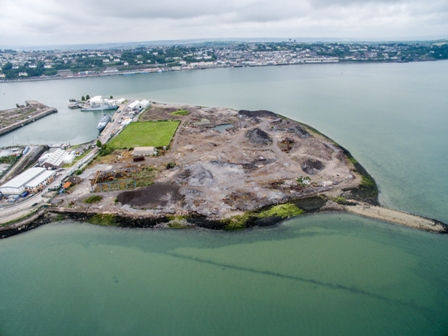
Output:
[117,184,181,207]
[288,124,309,139]
[245,128,273,146]
[238,110,278,119]
[301,159,325,175]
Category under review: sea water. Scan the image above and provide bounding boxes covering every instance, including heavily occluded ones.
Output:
[0,215,447,336]
[1,61,448,335]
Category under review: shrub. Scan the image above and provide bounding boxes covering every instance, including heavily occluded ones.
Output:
[84,195,103,204]
[166,162,176,169]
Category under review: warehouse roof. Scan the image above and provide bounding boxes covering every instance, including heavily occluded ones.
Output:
[25,170,56,188]
[44,149,67,167]
[0,167,46,189]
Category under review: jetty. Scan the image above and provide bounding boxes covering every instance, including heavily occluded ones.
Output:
[344,201,447,233]
[0,100,58,137]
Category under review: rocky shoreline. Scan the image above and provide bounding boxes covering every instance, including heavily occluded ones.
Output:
[1,193,447,240]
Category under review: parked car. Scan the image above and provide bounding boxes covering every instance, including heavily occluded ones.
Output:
[7,195,20,202]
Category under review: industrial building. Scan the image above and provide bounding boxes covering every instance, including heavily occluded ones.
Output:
[41,149,74,169]
[127,100,150,112]
[25,170,57,193]
[0,167,56,195]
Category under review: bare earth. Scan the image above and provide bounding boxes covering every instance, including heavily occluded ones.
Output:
[49,103,447,233]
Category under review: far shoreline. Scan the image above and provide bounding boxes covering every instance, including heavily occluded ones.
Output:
[0,58,444,85]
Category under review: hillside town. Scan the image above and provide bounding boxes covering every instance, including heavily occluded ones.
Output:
[1,40,447,80]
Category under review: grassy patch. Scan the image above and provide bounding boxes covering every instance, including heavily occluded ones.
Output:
[83,195,103,204]
[361,176,376,189]
[222,203,304,230]
[348,156,358,165]
[258,203,304,219]
[98,145,114,157]
[108,121,180,149]
[52,214,66,222]
[88,214,117,226]
[171,109,189,116]
[332,196,347,204]
[224,213,251,230]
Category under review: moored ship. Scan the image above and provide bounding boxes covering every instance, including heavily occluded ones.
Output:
[81,96,119,112]
[97,114,112,132]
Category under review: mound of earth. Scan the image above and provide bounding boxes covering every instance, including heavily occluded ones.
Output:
[288,125,309,139]
[117,184,181,207]
[238,110,278,118]
[177,163,216,187]
[245,128,273,145]
[301,159,325,175]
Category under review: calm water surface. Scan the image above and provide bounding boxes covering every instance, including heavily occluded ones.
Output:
[1,62,448,335]
[1,61,447,221]
[1,215,448,336]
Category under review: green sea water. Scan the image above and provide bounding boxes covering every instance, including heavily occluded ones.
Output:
[1,214,448,336]
[1,61,448,335]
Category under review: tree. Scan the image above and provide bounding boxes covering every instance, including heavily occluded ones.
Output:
[81,96,85,101]
[110,95,113,99]
[2,62,12,71]
[86,94,90,100]
[96,140,102,148]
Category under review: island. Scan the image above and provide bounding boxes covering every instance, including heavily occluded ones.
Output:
[1,101,447,238]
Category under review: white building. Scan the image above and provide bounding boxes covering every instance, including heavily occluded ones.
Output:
[63,154,75,164]
[137,100,150,109]
[42,149,69,169]
[104,67,119,73]
[132,147,157,157]
[25,170,57,193]
[128,100,140,111]
[0,167,56,195]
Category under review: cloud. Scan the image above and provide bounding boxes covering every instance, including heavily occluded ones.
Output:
[0,0,447,46]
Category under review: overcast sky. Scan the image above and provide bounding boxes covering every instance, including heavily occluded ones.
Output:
[0,0,447,46]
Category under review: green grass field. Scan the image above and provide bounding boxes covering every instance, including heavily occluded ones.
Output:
[108,121,180,149]
[171,109,189,116]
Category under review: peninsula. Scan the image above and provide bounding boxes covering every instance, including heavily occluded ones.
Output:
[1,101,447,238]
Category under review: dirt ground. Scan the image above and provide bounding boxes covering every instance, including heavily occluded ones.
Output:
[55,102,362,219]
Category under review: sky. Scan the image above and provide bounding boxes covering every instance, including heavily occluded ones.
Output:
[0,0,447,46]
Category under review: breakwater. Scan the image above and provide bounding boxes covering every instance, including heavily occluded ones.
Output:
[0,101,57,137]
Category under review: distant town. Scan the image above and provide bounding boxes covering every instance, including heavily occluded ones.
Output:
[1,40,447,80]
